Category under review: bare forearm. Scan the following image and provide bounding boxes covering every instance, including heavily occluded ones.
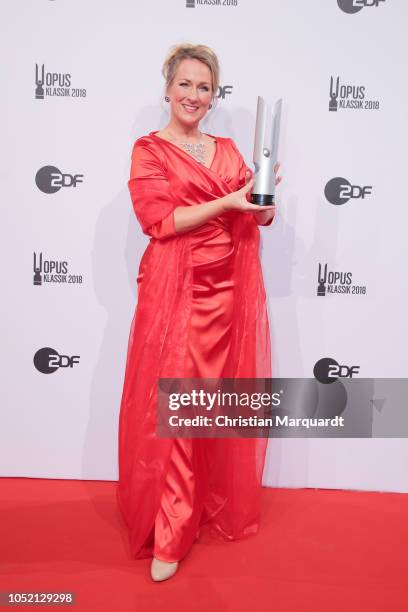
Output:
[173,198,228,233]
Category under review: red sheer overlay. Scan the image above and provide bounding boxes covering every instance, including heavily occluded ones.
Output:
[117,132,272,559]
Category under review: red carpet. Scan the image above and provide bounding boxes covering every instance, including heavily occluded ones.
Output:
[0,477,407,611]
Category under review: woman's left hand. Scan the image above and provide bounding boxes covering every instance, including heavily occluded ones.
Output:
[274,161,283,185]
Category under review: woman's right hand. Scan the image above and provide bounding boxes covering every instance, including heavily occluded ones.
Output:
[221,176,276,215]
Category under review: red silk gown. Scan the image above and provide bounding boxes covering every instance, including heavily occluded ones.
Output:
[117,131,273,562]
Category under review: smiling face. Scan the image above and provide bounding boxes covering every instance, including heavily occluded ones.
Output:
[166,58,214,128]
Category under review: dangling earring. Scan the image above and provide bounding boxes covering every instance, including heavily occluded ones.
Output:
[209,103,212,109]
[165,96,170,102]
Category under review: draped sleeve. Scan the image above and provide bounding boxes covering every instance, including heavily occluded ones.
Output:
[228,138,274,227]
[128,138,178,240]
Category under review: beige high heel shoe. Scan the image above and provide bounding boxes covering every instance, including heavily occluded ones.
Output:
[150,557,179,582]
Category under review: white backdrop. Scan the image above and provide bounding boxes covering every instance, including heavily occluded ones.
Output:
[1,0,407,492]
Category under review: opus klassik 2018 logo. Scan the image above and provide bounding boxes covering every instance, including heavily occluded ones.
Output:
[317,263,367,297]
[186,0,238,8]
[35,63,86,100]
[329,76,380,111]
[33,252,83,286]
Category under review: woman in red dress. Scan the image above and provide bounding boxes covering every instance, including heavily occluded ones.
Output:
[117,43,282,582]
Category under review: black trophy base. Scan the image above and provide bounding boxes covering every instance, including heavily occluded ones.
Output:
[250,193,275,206]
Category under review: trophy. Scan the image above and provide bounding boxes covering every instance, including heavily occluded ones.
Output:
[251,96,282,206]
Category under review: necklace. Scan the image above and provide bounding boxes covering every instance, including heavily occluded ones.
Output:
[164,129,208,165]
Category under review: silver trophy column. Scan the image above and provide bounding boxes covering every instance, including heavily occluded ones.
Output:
[251,96,282,206]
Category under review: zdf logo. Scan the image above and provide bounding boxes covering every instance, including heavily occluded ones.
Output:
[35,166,84,194]
[337,0,385,14]
[314,357,360,384]
[324,177,372,205]
[217,85,233,99]
[33,347,80,374]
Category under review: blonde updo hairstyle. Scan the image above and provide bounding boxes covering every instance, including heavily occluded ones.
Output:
[162,43,220,110]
